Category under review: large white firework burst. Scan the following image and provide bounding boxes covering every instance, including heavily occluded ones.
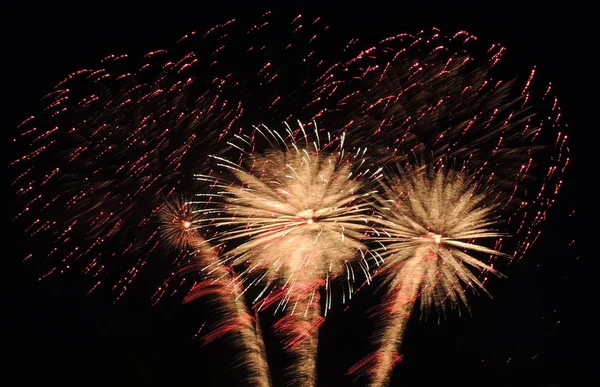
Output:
[353,165,507,387]
[194,123,381,312]
[192,122,381,386]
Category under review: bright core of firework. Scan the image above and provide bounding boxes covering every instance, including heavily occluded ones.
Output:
[228,150,364,279]
[430,234,442,244]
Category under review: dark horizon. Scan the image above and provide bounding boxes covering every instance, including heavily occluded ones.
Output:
[5,3,586,386]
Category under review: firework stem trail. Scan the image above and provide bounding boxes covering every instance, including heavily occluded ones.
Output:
[185,238,272,387]
[273,286,322,387]
[367,260,423,387]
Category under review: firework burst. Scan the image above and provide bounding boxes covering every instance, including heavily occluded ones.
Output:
[350,166,506,386]
[159,198,200,249]
[193,122,381,386]
[336,31,567,385]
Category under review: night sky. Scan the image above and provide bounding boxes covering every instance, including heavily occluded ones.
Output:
[5,3,587,386]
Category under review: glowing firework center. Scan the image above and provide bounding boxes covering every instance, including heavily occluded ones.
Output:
[297,209,315,225]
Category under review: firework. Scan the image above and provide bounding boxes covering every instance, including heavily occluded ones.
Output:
[160,200,272,386]
[332,30,567,383]
[11,34,242,302]
[193,123,380,386]
[350,166,506,386]
[12,10,569,385]
[159,198,200,249]
[10,13,363,385]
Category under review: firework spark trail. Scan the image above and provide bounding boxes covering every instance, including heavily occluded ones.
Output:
[350,166,505,386]
[11,26,244,300]
[161,201,272,387]
[194,123,380,386]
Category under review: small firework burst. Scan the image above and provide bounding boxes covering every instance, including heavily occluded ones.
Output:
[159,198,201,249]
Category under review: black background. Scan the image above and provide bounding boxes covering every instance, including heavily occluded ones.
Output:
[5,2,588,386]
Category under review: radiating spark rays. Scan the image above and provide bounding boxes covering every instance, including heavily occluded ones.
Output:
[330,29,567,270]
[353,166,506,387]
[159,198,200,250]
[199,125,377,301]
